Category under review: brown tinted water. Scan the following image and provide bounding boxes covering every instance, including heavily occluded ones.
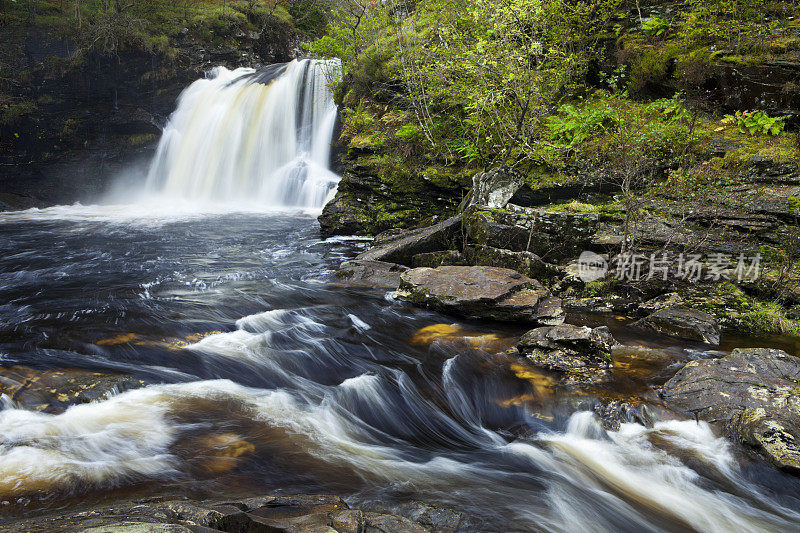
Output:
[0,207,799,532]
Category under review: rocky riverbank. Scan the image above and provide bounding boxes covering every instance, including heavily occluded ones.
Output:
[331,168,800,473]
[4,493,462,533]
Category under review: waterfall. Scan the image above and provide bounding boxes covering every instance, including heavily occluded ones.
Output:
[144,59,341,209]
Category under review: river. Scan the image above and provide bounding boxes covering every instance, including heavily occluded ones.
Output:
[1,205,800,532]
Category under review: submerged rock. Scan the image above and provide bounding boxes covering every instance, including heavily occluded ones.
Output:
[661,348,800,473]
[409,324,510,352]
[395,266,564,324]
[633,306,721,345]
[0,366,145,414]
[516,324,617,382]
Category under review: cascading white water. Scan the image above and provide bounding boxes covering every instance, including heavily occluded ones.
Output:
[145,59,341,209]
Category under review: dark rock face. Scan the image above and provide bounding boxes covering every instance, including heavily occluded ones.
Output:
[7,494,453,533]
[464,205,599,262]
[318,170,385,236]
[463,245,557,281]
[633,306,721,345]
[0,28,282,208]
[395,266,564,324]
[411,250,467,268]
[335,259,409,289]
[318,160,463,237]
[710,61,800,122]
[516,324,617,382]
[356,215,463,265]
[661,348,800,473]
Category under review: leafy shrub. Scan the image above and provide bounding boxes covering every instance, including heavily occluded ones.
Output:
[646,93,691,123]
[727,110,787,136]
[642,16,670,37]
[546,101,619,147]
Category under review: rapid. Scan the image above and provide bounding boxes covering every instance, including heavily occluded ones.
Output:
[1,60,799,532]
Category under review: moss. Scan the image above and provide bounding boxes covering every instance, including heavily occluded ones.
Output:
[684,283,800,337]
[735,300,800,336]
[1,100,37,125]
[581,278,620,297]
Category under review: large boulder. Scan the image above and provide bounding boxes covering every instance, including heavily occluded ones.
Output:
[356,214,463,266]
[394,266,564,324]
[468,167,527,208]
[516,324,617,382]
[464,204,599,262]
[633,306,721,345]
[411,250,467,268]
[661,348,800,473]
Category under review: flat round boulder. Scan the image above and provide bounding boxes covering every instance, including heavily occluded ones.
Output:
[394,266,564,324]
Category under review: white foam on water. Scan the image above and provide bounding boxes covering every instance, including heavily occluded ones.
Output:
[0,385,178,499]
[348,314,371,331]
[506,411,799,532]
[1,378,798,532]
[0,201,321,227]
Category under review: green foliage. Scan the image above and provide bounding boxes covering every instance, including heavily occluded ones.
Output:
[646,93,691,123]
[788,196,800,214]
[622,1,798,95]
[727,110,787,136]
[598,66,628,93]
[546,101,619,147]
[642,16,670,37]
[736,300,800,336]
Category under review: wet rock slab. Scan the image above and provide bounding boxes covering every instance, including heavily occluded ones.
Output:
[335,259,408,289]
[633,306,721,345]
[661,348,800,473]
[6,494,456,533]
[395,266,564,324]
[356,215,463,265]
[0,366,145,414]
[516,324,617,384]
